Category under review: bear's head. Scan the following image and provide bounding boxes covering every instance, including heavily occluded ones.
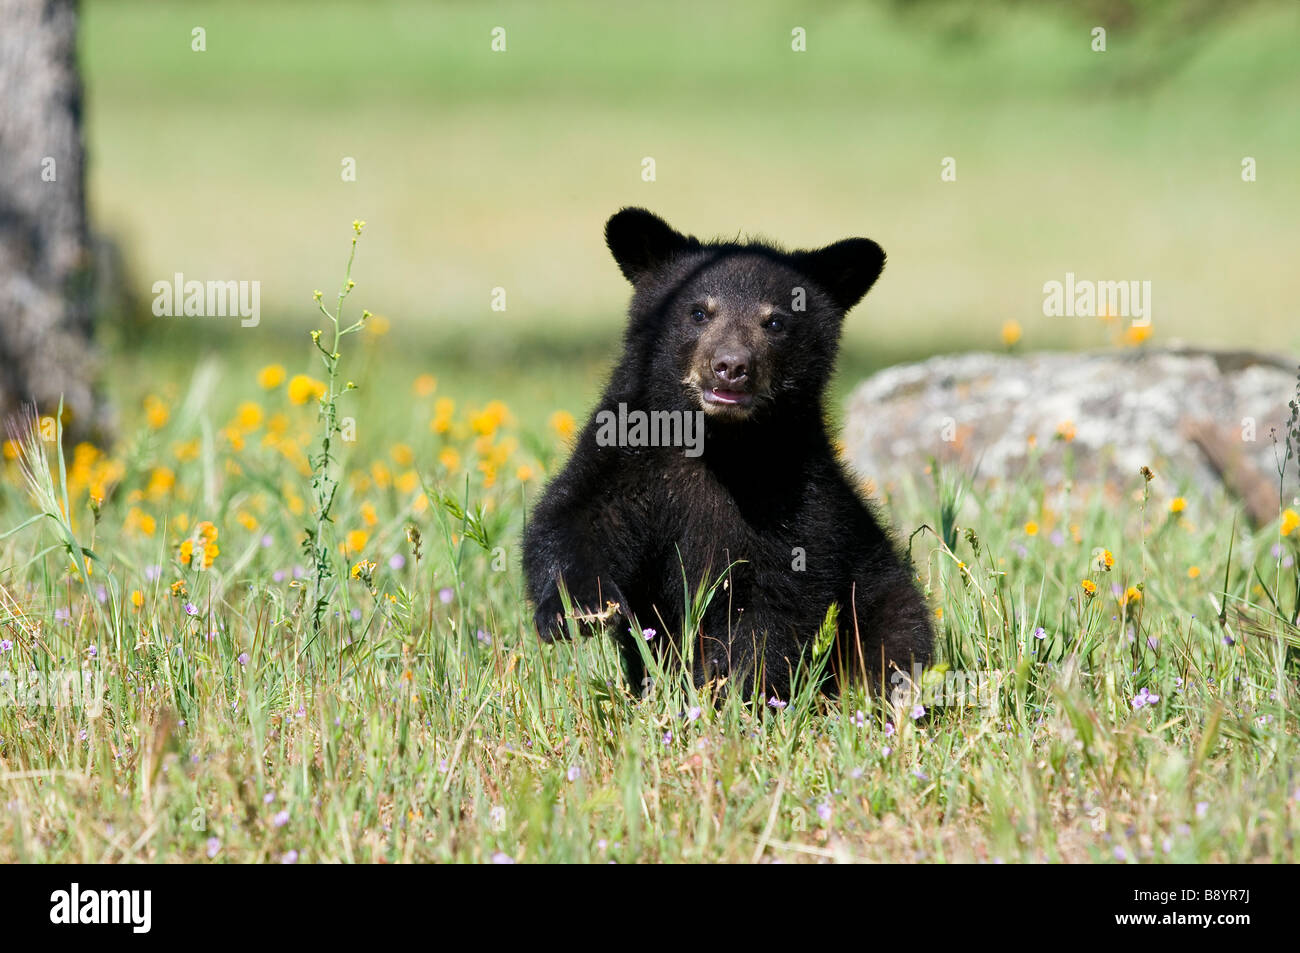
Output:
[605,207,885,424]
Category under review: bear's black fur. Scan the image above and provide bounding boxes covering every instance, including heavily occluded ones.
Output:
[523,208,932,698]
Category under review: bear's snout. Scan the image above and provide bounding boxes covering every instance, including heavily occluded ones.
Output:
[711,348,751,386]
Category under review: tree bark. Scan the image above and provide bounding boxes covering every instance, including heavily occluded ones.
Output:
[0,0,105,443]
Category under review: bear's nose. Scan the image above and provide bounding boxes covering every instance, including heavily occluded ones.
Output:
[712,350,750,384]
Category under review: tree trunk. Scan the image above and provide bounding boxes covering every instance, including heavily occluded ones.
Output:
[0,0,105,443]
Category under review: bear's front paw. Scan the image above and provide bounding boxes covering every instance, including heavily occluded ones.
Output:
[532,583,621,642]
[533,597,570,643]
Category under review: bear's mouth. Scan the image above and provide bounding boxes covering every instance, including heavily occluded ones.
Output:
[702,387,753,408]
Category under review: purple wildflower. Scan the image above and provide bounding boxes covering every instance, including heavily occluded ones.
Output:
[1131,687,1159,709]
[389,554,406,570]
[438,587,454,604]
[272,810,290,828]
[206,837,220,858]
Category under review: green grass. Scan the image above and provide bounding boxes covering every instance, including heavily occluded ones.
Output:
[2,231,1298,863]
[3,0,1296,864]
[80,0,1300,361]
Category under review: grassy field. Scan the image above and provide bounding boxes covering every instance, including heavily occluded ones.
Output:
[1,229,1298,863]
[1,1,1297,863]
[80,0,1300,365]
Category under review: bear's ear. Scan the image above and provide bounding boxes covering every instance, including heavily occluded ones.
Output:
[791,238,886,313]
[605,208,696,284]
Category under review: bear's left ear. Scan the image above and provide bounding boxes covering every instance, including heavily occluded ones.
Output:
[791,238,886,314]
[605,208,697,284]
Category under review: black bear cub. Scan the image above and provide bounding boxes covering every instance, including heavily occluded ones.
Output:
[523,208,932,698]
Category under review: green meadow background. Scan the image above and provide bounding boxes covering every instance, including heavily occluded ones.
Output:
[81,0,1300,425]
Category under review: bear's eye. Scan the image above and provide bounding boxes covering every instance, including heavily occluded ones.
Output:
[763,316,786,332]
[689,307,708,323]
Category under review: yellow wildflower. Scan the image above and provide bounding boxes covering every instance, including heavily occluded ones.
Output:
[146,467,175,500]
[144,395,169,430]
[287,374,327,405]
[431,397,455,434]
[1124,323,1153,347]
[234,401,264,431]
[470,400,510,436]
[549,410,576,440]
[257,364,286,389]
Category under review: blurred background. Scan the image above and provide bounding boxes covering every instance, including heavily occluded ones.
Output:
[11,0,1300,433]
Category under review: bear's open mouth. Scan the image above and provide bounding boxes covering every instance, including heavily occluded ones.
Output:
[702,387,754,409]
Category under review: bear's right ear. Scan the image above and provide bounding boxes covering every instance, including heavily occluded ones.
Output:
[605,208,696,284]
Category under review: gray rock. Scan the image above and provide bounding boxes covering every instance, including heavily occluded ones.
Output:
[843,348,1300,523]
